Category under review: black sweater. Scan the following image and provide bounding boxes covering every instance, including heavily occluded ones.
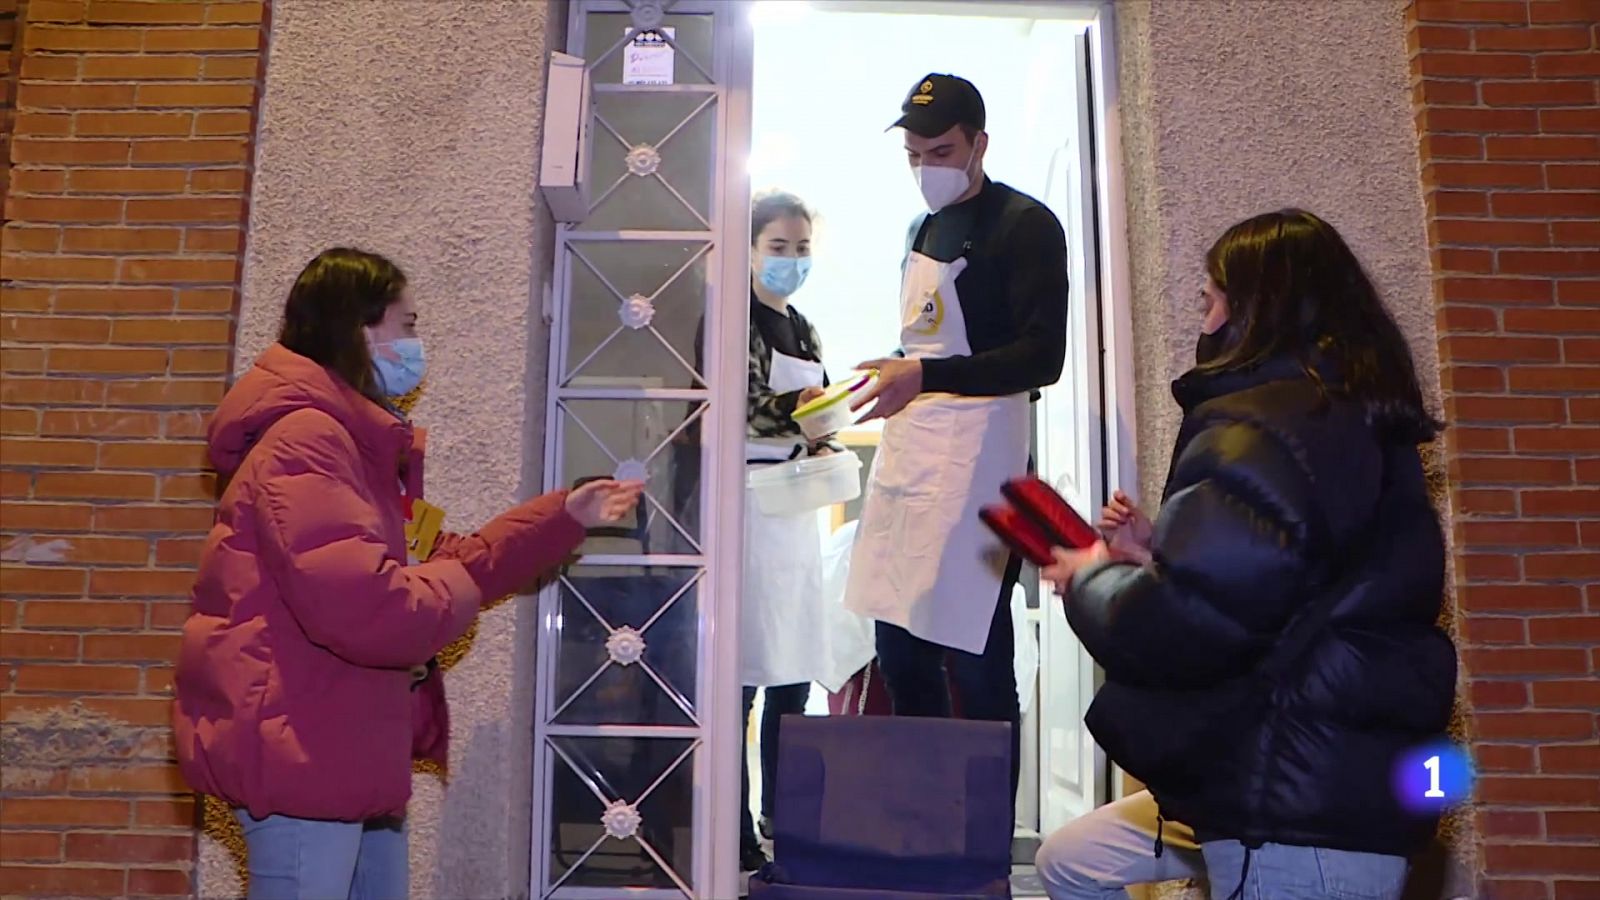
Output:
[1067,355,1456,856]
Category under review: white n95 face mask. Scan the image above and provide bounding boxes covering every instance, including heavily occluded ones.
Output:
[913,149,977,213]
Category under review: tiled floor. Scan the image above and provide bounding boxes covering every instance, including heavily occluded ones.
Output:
[1011,864,1048,897]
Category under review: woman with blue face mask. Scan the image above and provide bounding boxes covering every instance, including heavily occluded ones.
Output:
[738,191,847,875]
[173,248,643,899]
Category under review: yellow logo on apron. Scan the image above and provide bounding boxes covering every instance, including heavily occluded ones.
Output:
[906,288,945,336]
[405,498,445,563]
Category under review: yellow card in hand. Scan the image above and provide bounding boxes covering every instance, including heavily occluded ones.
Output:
[405,498,446,563]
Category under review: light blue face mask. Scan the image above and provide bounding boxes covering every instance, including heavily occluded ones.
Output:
[372,337,427,397]
[758,255,813,298]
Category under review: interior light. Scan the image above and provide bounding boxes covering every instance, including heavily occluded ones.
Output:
[750,1,812,27]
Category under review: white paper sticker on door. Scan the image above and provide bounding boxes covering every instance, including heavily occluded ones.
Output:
[623,27,676,86]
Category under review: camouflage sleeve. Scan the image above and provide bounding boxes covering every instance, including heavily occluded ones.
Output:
[747,323,803,439]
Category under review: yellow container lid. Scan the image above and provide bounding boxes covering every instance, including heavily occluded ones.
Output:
[793,370,877,419]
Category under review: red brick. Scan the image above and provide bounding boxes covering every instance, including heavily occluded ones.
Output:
[125,196,247,224]
[1479,879,1553,900]
[1452,427,1512,452]
[1537,52,1600,78]
[0,254,119,283]
[1473,24,1593,49]
[1460,519,1580,547]
[148,601,190,629]
[11,138,132,164]
[0,437,98,466]
[1489,136,1600,162]
[1427,105,1536,132]
[77,696,173,725]
[1478,775,1600,806]
[1427,162,1546,189]
[13,663,140,693]
[1510,365,1600,391]
[0,797,130,827]
[170,348,229,374]
[81,632,182,661]
[81,53,201,80]
[74,111,193,137]
[1553,221,1600,247]
[1463,646,1592,675]
[1529,615,1600,643]
[88,569,193,598]
[1550,164,1600,189]
[59,536,156,565]
[175,288,235,313]
[14,112,74,136]
[0,565,89,595]
[109,318,229,345]
[1440,273,1548,301]
[1477,743,1538,771]
[1507,307,1600,333]
[1573,398,1600,421]
[1543,108,1600,134]
[1434,218,1550,246]
[1483,79,1598,107]
[1546,810,1600,836]
[1443,365,1507,392]
[1443,334,1562,363]
[136,83,255,108]
[159,473,215,501]
[17,81,135,109]
[62,227,183,254]
[1501,249,1600,276]
[130,138,248,164]
[22,600,145,628]
[0,632,81,659]
[1517,427,1600,452]
[134,797,195,828]
[1484,843,1600,875]
[184,228,243,253]
[86,0,206,24]
[1451,395,1569,424]
[92,504,215,533]
[1472,679,1529,709]
[1560,279,1600,304]
[20,54,83,80]
[0,501,95,530]
[1522,489,1600,516]
[1462,614,1528,644]
[1411,23,1472,50]
[118,257,238,285]
[103,379,224,406]
[53,288,175,313]
[1492,191,1600,218]
[34,471,157,501]
[1529,0,1600,23]
[0,865,125,897]
[1415,1,1530,23]
[142,25,261,52]
[65,832,191,864]
[1430,190,1490,217]
[127,867,193,897]
[1478,809,1544,838]
[190,168,247,193]
[152,538,204,566]
[1419,50,1534,78]
[46,347,168,375]
[208,2,265,25]
[0,832,62,863]
[3,316,109,346]
[1416,78,1480,106]
[39,407,163,441]
[202,54,260,78]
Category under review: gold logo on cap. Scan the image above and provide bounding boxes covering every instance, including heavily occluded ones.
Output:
[912,80,934,106]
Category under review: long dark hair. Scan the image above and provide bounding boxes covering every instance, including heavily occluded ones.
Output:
[1203,209,1440,443]
[278,248,406,401]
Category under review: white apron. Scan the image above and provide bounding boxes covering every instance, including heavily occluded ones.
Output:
[842,252,1030,654]
[741,349,858,687]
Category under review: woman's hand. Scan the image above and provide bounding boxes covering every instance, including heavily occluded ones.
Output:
[1041,541,1111,597]
[566,479,645,528]
[1099,490,1154,564]
[799,386,826,405]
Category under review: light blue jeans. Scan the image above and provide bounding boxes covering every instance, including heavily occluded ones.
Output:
[234,811,408,900]
[1202,839,1409,900]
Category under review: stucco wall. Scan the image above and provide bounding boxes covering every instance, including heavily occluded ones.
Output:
[1115,0,1443,511]
[205,1,562,897]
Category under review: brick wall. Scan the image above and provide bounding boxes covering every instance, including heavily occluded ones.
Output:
[1408,0,1600,897]
[0,1,265,896]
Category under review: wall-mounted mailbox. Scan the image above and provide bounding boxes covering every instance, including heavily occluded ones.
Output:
[540,51,591,224]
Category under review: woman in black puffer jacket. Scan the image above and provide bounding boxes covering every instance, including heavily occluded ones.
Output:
[1040,210,1456,900]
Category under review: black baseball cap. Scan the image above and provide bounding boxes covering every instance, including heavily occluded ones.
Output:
[890,73,986,138]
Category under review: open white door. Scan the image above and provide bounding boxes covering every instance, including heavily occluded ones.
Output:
[1030,27,1109,836]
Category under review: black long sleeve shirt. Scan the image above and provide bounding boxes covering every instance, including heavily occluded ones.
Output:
[906,177,1069,397]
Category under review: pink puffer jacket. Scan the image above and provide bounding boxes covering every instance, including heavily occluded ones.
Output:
[174,344,585,821]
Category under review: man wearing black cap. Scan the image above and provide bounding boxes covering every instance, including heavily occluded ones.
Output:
[844,73,1069,810]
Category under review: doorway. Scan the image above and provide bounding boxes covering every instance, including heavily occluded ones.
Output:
[532,2,1135,897]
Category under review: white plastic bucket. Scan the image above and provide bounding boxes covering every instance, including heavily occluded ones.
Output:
[746,451,863,516]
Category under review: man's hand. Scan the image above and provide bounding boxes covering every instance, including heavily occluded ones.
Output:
[1041,541,1111,597]
[851,358,923,422]
[566,479,645,528]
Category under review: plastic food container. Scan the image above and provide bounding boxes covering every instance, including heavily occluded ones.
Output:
[792,370,877,442]
[747,451,863,517]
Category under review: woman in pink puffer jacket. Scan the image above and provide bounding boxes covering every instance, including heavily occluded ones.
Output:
[173,248,641,899]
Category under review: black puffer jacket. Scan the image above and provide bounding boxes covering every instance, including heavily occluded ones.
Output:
[1067,355,1455,855]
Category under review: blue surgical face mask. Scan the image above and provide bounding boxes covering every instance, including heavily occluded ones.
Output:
[372,337,427,397]
[758,255,812,298]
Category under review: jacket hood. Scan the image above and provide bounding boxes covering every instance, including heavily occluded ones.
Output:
[208,343,409,478]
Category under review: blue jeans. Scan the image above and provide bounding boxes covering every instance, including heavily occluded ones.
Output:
[234,811,407,900]
[1201,840,1408,900]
